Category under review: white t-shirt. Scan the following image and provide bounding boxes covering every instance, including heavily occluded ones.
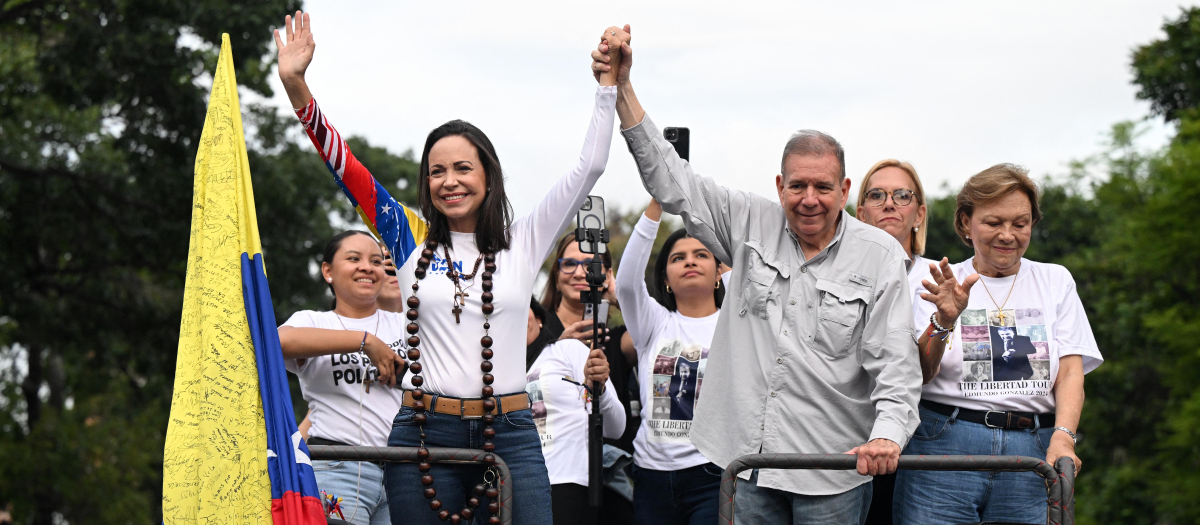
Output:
[908,256,934,306]
[913,257,1104,413]
[526,340,625,486]
[394,86,617,399]
[615,214,721,471]
[282,310,407,447]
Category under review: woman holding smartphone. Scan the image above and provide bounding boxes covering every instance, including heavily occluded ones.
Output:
[614,199,728,525]
[541,234,638,454]
[275,13,624,524]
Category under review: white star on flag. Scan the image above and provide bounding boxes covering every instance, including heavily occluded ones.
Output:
[381,204,391,214]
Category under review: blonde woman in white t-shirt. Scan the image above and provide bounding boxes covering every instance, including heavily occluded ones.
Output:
[853,159,932,524]
[894,164,1104,525]
[279,230,408,525]
[615,199,729,525]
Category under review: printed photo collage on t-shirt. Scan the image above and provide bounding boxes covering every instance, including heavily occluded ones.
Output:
[958,307,1051,394]
[526,368,551,449]
[648,338,708,444]
[526,364,590,452]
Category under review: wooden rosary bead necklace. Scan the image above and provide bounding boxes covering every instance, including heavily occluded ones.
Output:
[407,239,501,524]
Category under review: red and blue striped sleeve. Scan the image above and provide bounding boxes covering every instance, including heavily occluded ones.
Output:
[295,98,427,262]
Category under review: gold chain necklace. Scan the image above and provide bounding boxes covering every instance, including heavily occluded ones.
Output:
[978,270,1018,325]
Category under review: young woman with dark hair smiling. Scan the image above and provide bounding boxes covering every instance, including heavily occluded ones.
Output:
[278,231,407,525]
[614,198,730,525]
[275,12,624,525]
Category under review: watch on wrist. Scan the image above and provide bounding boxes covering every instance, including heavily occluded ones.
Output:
[1053,426,1077,444]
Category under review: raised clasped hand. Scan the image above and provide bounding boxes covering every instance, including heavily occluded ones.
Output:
[920,257,979,330]
[845,438,901,476]
[592,25,632,86]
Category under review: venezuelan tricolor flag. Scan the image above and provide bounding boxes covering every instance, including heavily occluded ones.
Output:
[162,34,325,525]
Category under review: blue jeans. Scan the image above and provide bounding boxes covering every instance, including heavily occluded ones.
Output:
[312,460,390,525]
[734,470,871,525]
[385,402,552,525]
[893,405,1055,525]
[631,462,721,525]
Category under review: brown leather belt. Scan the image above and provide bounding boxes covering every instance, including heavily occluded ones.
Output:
[403,390,530,419]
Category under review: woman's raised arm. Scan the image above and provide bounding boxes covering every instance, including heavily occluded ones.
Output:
[275,12,427,263]
[275,11,315,110]
[614,200,669,355]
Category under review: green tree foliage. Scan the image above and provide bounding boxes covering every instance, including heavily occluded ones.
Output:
[0,1,420,523]
[1133,7,1200,123]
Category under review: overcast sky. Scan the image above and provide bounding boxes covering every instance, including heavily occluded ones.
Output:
[263,0,1182,217]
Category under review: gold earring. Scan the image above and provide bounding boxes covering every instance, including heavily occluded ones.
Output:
[666,284,672,294]
[715,280,721,289]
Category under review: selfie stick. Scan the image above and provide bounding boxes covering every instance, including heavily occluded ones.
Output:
[575,201,609,509]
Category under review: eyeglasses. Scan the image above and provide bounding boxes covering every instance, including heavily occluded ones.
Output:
[558,257,603,274]
[863,188,917,207]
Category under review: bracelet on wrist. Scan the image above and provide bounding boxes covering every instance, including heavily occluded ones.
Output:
[1054,426,1077,444]
[358,331,368,353]
[929,312,955,340]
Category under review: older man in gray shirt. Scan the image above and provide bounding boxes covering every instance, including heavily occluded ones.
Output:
[593,29,921,524]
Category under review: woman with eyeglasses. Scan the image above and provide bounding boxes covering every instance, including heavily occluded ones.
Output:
[614,198,729,525]
[855,160,932,302]
[276,13,624,524]
[539,234,638,522]
[852,160,930,525]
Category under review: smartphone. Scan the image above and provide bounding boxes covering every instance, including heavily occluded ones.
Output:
[663,127,690,161]
[583,299,610,326]
[576,196,607,255]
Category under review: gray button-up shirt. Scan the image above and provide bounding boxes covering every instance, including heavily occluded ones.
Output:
[621,115,921,496]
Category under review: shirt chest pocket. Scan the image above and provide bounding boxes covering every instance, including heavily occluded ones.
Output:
[814,279,870,358]
[742,245,785,320]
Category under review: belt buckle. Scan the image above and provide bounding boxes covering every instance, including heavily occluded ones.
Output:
[984,411,1006,429]
[459,396,484,420]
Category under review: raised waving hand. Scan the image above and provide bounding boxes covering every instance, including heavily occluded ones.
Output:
[914,258,979,382]
[920,257,979,329]
[273,11,316,109]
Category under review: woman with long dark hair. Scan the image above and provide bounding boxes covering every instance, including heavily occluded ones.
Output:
[279,231,407,525]
[614,199,729,525]
[275,13,625,524]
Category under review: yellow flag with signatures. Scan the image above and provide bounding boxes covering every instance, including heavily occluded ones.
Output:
[161,33,270,523]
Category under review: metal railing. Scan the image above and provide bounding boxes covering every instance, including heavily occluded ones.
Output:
[718,454,1076,525]
[308,446,512,525]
